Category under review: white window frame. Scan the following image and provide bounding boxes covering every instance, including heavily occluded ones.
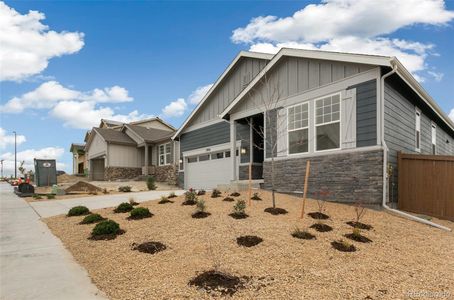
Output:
[287,102,309,155]
[431,121,436,155]
[158,142,171,166]
[415,108,421,152]
[314,93,342,153]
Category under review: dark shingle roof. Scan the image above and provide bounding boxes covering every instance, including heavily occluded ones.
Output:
[94,128,136,145]
[126,125,174,143]
[69,143,85,153]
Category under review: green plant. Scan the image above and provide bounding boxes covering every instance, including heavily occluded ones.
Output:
[118,186,132,192]
[67,206,90,217]
[80,213,105,224]
[196,199,206,213]
[32,194,42,199]
[129,207,152,219]
[114,202,134,213]
[168,191,177,198]
[159,196,173,204]
[92,220,120,236]
[352,227,361,237]
[211,189,221,198]
[46,194,55,199]
[251,192,261,200]
[233,199,246,215]
[291,227,315,240]
[197,189,206,196]
[184,190,197,202]
[146,176,157,190]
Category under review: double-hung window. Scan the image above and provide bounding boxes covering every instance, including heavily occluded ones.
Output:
[288,103,309,154]
[315,94,341,151]
[415,108,421,152]
[431,122,436,154]
[159,143,171,166]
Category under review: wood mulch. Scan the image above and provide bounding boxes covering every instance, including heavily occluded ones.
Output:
[44,190,454,299]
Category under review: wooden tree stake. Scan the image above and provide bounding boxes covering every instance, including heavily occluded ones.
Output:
[300,160,311,219]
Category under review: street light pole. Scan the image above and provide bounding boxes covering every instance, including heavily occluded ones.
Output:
[13,131,17,178]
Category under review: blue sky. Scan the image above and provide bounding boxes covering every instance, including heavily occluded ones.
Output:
[1,0,453,175]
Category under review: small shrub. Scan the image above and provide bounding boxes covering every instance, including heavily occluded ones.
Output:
[158,196,173,204]
[92,220,120,236]
[183,190,197,205]
[196,199,206,213]
[251,192,261,201]
[67,206,90,217]
[129,197,139,206]
[197,189,206,196]
[46,194,55,199]
[192,199,210,218]
[331,239,357,252]
[129,207,152,219]
[32,194,42,199]
[291,227,316,240]
[80,213,105,224]
[233,199,246,215]
[118,186,132,192]
[168,192,177,198]
[211,188,222,198]
[114,202,134,213]
[146,176,157,190]
[345,227,372,243]
[223,196,235,202]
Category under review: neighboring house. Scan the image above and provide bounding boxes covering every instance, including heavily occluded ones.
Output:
[173,49,454,204]
[69,143,87,175]
[78,117,178,182]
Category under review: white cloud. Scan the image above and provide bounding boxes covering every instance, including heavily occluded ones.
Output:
[0,1,85,81]
[449,109,454,122]
[233,0,454,81]
[0,128,26,149]
[162,98,187,118]
[0,81,132,113]
[0,146,65,176]
[188,84,214,104]
[50,101,152,129]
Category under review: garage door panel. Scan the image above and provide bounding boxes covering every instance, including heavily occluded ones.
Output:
[185,153,232,190]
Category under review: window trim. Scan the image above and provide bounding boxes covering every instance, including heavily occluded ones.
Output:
[415,107,421,153]
[158,142,171,166]
[314,93,342,153]
[287,101,309,156]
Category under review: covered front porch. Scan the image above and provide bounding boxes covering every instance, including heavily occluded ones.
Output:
[139,143,177,183]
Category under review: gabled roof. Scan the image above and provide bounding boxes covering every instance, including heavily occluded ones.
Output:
[124,124,173,143]
[130,117,176,131]
[69,143,85,153]
[218,48,454,133]
[172,51,273,139]
[100,119,123,128]
[93,128,136,146]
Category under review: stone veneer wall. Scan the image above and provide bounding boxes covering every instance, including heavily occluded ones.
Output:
[104,167,142,181]
[153,165,178,185]
[263,149,383,204]
[239,164,263,180]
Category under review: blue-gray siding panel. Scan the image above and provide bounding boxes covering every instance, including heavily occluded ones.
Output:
[349,79,377,147]
[180,121,230,153]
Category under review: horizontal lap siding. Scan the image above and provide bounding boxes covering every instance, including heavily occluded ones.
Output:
[180,122,230,153]
[349,80,377,147]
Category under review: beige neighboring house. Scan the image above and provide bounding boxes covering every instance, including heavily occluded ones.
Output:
[69,143,87,175]
[75,117,179,183]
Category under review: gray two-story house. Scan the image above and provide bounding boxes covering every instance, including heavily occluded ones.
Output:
[173,49,454,204]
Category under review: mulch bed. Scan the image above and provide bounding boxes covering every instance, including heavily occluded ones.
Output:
[310,223,333,232]
[223,197,235,202]
[191,211,211,219]
[182,200,197,206]
[229,212,249,219]
[251,195,262,201]
[89,229,125,241]
[308,212,330,220]
[127,213,153,220]
[345,233,372,243]
[230,192,241,197]
[291,230,316,240]
[331,240,357,252]
[346,221,373,230]
[158,199,174,204]
[264,207,288,215]
[132,241,166,254]
[129,201,140,206]
[168,194,178,199]
[237,235,263,247]
[188,270,246,296]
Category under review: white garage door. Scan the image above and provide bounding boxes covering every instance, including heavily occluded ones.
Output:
[185,149,233,190]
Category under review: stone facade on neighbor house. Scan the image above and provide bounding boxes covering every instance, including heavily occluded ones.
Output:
[75,117,179,183]
[173,49,454,205]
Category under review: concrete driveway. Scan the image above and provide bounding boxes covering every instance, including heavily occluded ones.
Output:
[0,183,105,300]
[29,189,185,218]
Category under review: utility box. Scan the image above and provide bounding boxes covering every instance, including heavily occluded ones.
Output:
[34,159,57,187]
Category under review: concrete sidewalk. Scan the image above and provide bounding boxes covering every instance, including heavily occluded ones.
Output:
[29,189,185,218]
[0,183,106,300]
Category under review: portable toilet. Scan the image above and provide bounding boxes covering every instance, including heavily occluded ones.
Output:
[34,159,57,187]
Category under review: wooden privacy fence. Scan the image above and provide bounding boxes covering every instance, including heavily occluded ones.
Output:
[398,152,454,221]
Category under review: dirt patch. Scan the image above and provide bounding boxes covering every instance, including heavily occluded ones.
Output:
[237,235,263,247]
[291,230,316,240]
[65,181,103,193]
[264,207,288,215]
[132,242,166,254]
[310,223,333,232]
[89,229,125,241]
[345,233,372,243]
[346,221,373,230]
[331,240,357,252]
[158,199,174,204]
[229,213,249,220]
[182,200,197,206]
[223,197,235,202]
[57,174,82,183]
[191,212,211,219]
[308,212,330,220]
[188,270,246,296]
[230,192,241,197]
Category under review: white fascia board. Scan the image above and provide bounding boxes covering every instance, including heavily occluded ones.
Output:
[220,48,392,119]
[392,58,454,132]
[172,51,273,140]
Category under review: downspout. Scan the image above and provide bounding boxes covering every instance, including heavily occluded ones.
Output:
[380,60,451,231]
